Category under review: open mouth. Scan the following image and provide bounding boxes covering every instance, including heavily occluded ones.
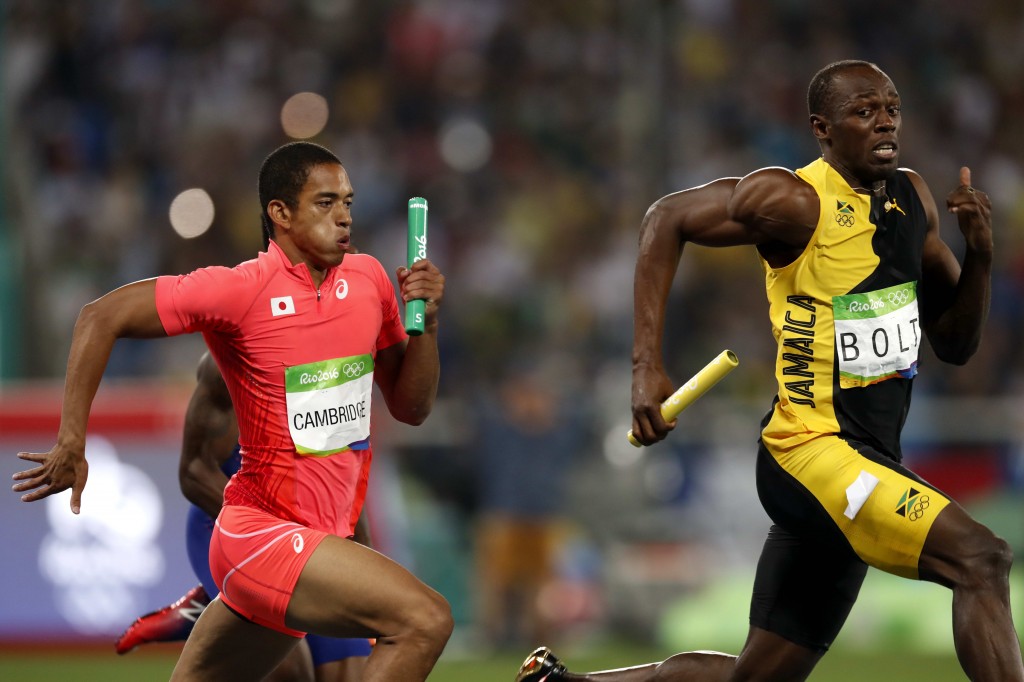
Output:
[873,142,898,161]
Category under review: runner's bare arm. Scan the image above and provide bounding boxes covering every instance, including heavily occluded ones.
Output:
[912,167,993,364]
[179,352,238,519]
[12,279,167,511]
[374,259,444,425]
[631,170,817,445]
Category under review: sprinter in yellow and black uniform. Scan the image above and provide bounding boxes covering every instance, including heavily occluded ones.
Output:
[515,60,1022,682]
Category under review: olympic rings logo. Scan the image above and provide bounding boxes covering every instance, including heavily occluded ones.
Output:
[887,290,910,307]
[835,214,855,228]
[342,361,366,378]
[908,494,930,521]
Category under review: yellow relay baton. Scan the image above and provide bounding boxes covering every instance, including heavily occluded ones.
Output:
[627,350,739,447]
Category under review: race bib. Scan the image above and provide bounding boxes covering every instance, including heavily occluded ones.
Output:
[833,282,920,388]
[285,355,373,456]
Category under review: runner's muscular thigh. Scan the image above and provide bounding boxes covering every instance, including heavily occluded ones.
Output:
[916,501,1000,588]
[285,535,443,638]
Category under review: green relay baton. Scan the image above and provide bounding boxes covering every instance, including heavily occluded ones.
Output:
[405,197,429,335]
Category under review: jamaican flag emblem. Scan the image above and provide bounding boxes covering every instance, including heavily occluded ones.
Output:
[895,486,931,522]
[834,200,855,227]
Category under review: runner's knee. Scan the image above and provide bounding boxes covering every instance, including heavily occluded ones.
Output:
[949,529,1013,589]
[423,591,454,642]
[402,589,454,646]
[969,534,1013,585]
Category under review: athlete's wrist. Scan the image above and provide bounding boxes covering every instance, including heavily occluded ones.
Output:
[963,234,994,260]
[632,357,664,373]
[56,431,87,454]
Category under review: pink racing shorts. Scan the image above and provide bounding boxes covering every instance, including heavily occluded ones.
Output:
[209,505,328,637]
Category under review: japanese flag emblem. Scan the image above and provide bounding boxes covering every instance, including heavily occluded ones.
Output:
[270,296,295,317]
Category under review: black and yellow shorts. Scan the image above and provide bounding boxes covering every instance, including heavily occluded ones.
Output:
[750,435,950,651]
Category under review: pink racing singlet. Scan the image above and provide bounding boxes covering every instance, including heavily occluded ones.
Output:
[155,242,406,538]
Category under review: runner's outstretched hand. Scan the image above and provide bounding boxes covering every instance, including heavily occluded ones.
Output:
[13,444,88,513]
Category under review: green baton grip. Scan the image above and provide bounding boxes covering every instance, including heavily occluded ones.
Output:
[405,197,428,335]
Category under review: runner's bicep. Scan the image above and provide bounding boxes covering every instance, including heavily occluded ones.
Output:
[729,168,819,247]
[83,278,167,338]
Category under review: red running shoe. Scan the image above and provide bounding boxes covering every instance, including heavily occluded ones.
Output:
[115,584,211,654]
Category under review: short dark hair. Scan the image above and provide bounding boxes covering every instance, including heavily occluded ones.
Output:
[258,141,342,247]
[807,59,880,118]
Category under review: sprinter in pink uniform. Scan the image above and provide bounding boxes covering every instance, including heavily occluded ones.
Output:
[14,141,453,681]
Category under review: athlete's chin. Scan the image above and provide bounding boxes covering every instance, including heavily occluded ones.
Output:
[315,252,346,270]
[881,158,900,175]
[872,154,897,174]
[865,160,900,182]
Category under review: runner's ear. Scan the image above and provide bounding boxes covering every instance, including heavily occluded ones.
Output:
[267,199,292,233]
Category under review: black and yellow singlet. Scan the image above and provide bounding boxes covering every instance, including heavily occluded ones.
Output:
[755,157,949,580]
[761,157,927,461]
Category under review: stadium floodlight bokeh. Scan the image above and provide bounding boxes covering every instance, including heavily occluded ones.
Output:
[168,188,215,239]
[280,91,330,139]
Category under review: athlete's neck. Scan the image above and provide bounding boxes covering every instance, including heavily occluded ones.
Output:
[850,182,886,196]
[823,159,887,196]
[270,239,334,288]
[305,264,329,289]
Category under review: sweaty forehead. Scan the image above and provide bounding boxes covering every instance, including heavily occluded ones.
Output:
[303,163,353,196]
[832,66,898,105]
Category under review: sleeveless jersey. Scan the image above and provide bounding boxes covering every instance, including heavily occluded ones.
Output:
[759,158,928,462]
[155,242,407,537]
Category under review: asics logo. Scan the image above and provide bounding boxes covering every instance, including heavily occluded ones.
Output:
[336,279,349,300]
[292,533,304,553]
[342,361,366,378]
[887,290,910,306]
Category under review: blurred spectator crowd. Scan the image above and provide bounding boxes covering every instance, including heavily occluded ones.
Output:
[6,0,1024,392]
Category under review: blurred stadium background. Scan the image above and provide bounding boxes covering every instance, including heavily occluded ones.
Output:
[2,0,1023,679]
